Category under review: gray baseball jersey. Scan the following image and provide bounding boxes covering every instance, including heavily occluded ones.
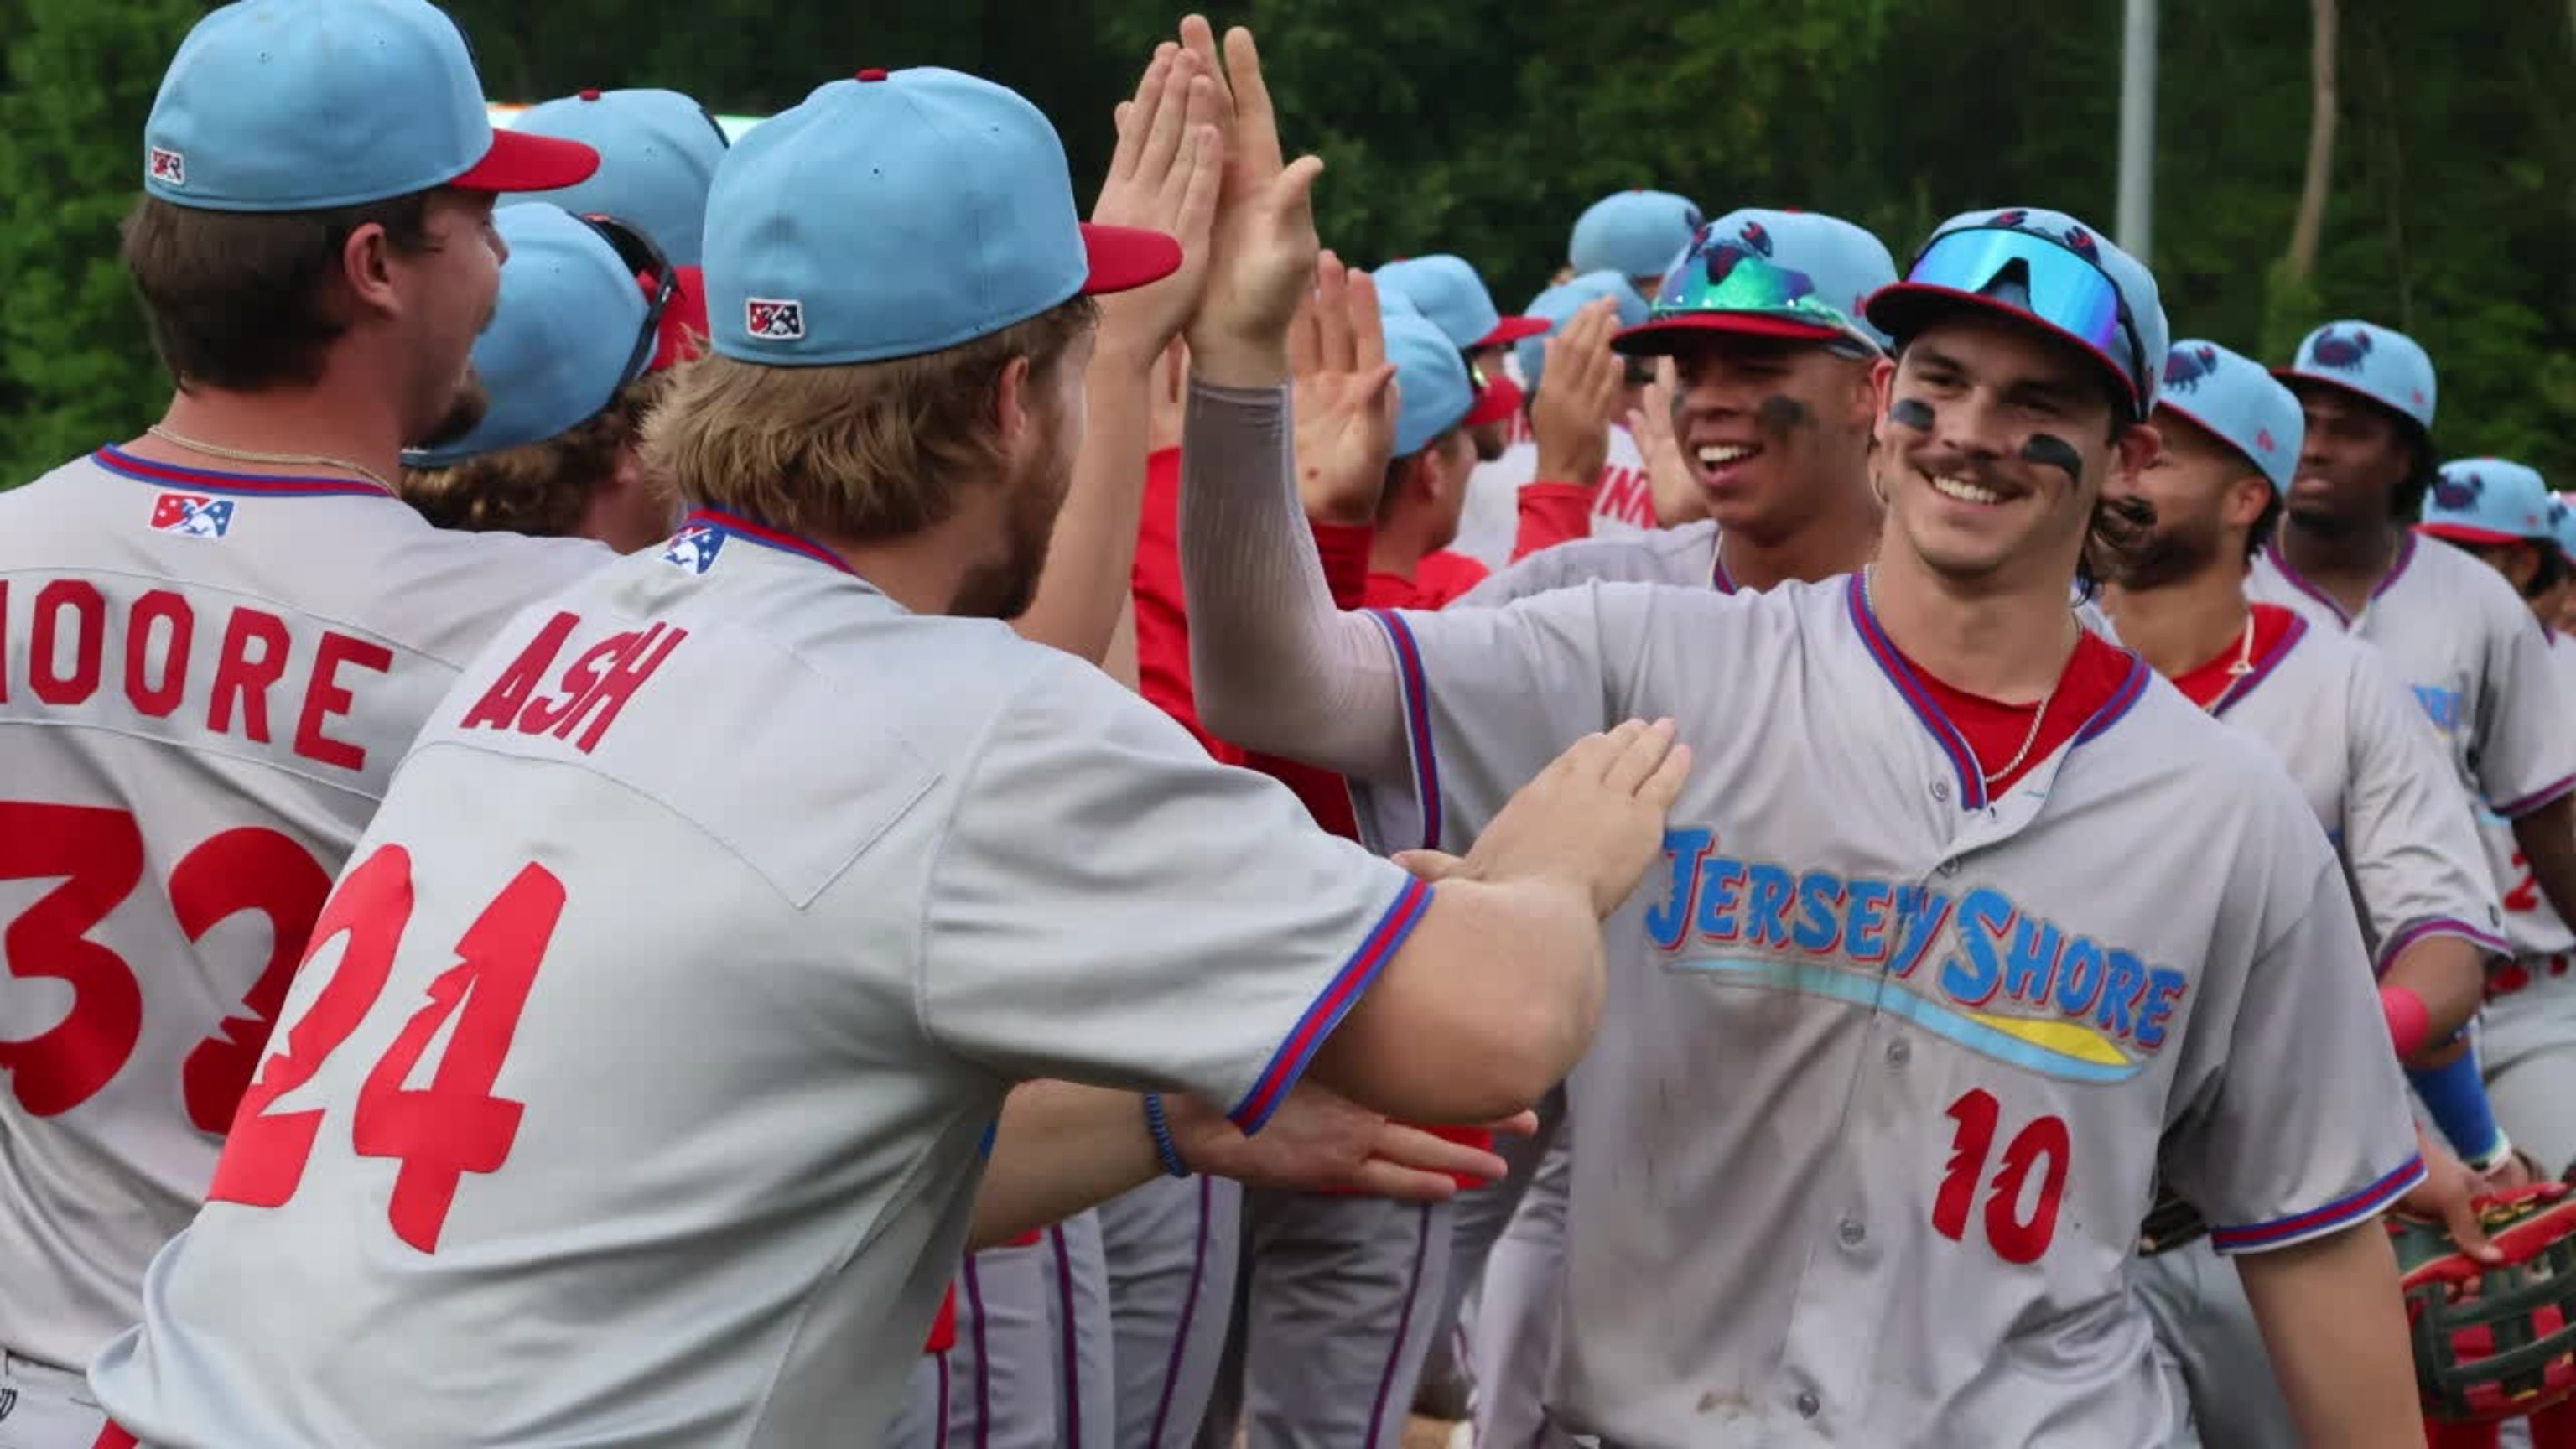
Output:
[2249,532,2576,819]
[1348,574,2421,1444]
[0,449,604,1375]
[2192,610,2506,963]
[2479,631,2576,1176]
[86,510,1434,1447]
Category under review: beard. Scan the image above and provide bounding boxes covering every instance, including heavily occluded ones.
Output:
[2116,512,2224,590]
[412,368,491,451]
[951,445,1071,620]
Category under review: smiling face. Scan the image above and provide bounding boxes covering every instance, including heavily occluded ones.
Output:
[1666,333,1877,543]
[2106,408,2275,589]
[1871,309,2157,596]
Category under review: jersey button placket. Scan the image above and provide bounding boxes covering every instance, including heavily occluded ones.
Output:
[1836,1218,1866,1249]
[1928,778,1950,804]
[1795,1389,1822,1419]
[1887,1037,1911,1067]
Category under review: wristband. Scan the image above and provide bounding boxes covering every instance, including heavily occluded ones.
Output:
[1142,1093,1192,1179]
[2381,983,2434,1061]
[2408,1046,2509,1168]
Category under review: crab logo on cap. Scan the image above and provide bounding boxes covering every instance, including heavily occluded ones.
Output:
[2061,225,2101,263]
[2432,471,2482,511]
[745,298,805,341]
[1989,209,2028,229]
[2256,427,2278,454]
[2308,325,2374,371]
[1738,220,1774,256]
[148,146,185,187]
[2163,345,2220,392]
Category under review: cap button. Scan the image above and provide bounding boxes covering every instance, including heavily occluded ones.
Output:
[857,67,891,82]
[578,87,603,101]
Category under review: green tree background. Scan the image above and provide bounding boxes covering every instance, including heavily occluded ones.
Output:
[3,0,2568,484]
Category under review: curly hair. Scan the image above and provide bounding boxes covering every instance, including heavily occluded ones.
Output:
[398,372,673,537]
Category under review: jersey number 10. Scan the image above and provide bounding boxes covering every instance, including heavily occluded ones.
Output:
[1931,1088,2071,1265]
[205,844,563,1254]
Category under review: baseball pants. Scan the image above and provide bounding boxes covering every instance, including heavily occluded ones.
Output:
[1098,1174,1242,1448]
[1198,1190,1453,1449]
[2481,958,2576,1178]
[0,1353,111,1449]
[1420,1086,1569,1418]
[891,1213,1116,1449]
[2127,1237,2265,1448]
[1470,1119,1572,1449]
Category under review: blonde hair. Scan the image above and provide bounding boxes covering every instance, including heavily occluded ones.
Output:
[640,297,1096,542]
[399,372,672,538]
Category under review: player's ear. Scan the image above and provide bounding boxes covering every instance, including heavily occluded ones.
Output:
[2113,420,2162,485]
[340,222,402,318]
[2226,474,2272,533]
[993,353,1036,451]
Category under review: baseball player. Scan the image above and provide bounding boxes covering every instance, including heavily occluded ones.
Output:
[2418,458,2576,1182]
[2101,340,2512,1446]
[86,40,1675,1446]
[397,203,701,551]
[1420,206,1902,1448]
[1451,273,1661,564]
[2251,324,2576,983]
[1181,205,2432,1446]
[0,3,606,1441]
[1375,252,1553,466]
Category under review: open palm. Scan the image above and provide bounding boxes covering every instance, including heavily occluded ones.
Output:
[1289,251,1400,525]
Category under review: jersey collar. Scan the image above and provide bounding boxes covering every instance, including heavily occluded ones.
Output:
[2260,531,2416,630]
[94,444,392,499]
[2205,610,2309,719]
[673,507,857,575]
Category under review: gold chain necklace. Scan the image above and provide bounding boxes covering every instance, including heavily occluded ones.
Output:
[145,425,394,495]
[1866,564,2064,787]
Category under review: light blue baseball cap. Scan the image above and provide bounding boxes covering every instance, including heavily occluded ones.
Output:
[403,205,663,466]
[704,67,1181,366]
[1570,190,1703,283]
[1867,206,2168,420]
[1375,255,1551,351]
[2421,459,2556,548]
[143,0,597,212]
[506,88,729,266]
[1384,306,1477,458]
[2154,340,2304,496]
[1514,273,1650,395]
[2277,320,2438,434]
[1615,208,1896,357]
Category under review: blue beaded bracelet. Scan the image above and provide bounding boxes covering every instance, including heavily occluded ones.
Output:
[1142,1093,1192,1179]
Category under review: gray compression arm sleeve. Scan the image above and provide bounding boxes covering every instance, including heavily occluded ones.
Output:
[1177,379,1409,784]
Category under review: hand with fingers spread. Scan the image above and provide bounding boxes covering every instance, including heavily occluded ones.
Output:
[1457,718,1694,917]
[1089,43,1223,366]
[1632,371,1709,527]
[1164,1085,1536,1202]
[1288,250,1400,525]
[1530,297,1623,488]
[1174,14,1324,386]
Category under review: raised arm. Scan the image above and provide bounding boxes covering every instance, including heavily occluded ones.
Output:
[1167,19,1413,781]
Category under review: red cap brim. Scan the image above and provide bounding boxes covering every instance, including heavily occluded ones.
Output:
[1080,223,1184,296]
[452,130,600,195]
[1478,315,1554,347]
[1466,373,1524,427]
[647,266,710,372]
[2416,522,2529,547]
[1611,311,1849,356]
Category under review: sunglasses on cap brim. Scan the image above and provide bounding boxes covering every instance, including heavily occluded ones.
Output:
[1896,226,2151,416]
[579,211,677,389]
[1649,236,1875,353]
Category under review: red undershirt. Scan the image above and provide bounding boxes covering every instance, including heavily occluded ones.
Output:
[1903,628,2138,797]
[2162,604,2300,711]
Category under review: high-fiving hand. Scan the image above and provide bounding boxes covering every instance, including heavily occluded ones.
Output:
[1175,15,1326,387]
[1530,297,1623,487]
[1089,43,1223,364]
[1288,250,1400,525]
[1398,718,1694,919]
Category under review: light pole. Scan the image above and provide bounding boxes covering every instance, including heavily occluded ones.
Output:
[2116,0,2158,264]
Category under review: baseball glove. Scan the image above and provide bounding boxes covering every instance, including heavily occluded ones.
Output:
[2390,1182,2576,1423]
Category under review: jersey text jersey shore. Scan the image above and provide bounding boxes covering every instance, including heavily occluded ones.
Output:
[2249,532,2576,821]
[0,449,605,1372]
[1348,575,2421,1446]
[1451,413,1654,569]
[89,509,1431,1449]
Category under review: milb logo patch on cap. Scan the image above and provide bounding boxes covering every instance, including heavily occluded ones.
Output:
[148,146,186,187]
[744,298,804,341]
